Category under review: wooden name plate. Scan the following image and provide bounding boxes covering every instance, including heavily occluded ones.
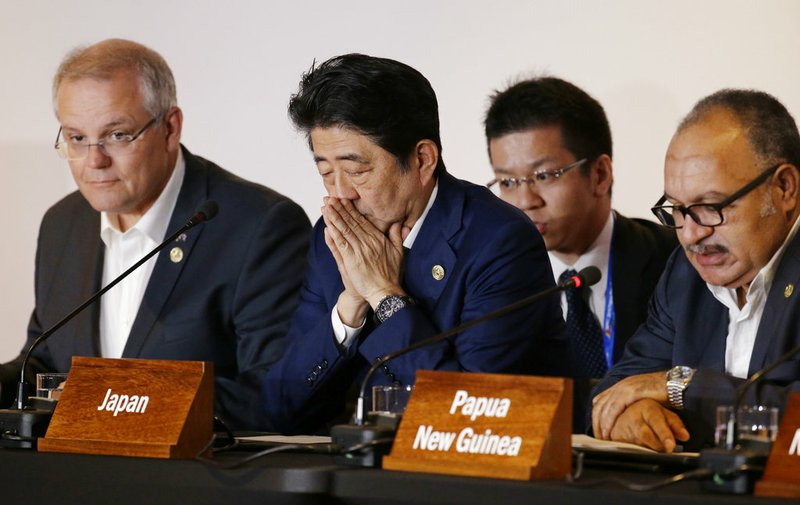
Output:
[755,392,800,498]
[382,370,572,480]
[38,356,213,459]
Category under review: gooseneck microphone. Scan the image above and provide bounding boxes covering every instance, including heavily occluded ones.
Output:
[723,343,800,450]
[13,200,219,410]
[352,265,602,425]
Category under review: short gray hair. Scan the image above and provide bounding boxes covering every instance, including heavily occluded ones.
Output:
[53,38,177,119]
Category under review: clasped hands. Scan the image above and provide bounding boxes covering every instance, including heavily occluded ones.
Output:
[591,371,690,452]
[322,197,408,326]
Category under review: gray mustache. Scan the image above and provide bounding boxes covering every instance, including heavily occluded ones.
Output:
[686,243,728,255]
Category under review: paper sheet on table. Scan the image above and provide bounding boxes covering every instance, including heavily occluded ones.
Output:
[572,434,699,457]
[237,434,332,444]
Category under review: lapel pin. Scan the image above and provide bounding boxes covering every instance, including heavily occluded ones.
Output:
[176,233,187,243]
[170,247,184,264]
[784,283,794,298]
[431,264,445,281]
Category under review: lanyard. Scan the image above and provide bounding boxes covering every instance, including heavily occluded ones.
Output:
[601,219,616,369]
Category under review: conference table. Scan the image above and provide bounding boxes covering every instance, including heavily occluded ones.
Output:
[0,444,787,505]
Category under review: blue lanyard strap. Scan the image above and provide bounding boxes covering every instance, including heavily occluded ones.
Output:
[601,217,616,369]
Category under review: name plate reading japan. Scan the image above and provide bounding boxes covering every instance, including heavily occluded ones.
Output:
[755,392,800,498]
[37,356,213,459]
[382,370,572,480]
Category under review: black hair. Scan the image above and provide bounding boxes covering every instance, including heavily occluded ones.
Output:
[484,76,612,175]
[288,53,445,176]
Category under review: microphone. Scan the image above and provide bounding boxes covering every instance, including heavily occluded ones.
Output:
[0,201,218,448]
[332,266,601,465]
[699,339,800,493]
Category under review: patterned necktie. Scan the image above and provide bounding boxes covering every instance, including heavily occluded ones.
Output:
[559,268,607,378]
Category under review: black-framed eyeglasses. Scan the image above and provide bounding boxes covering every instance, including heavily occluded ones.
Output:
[650,162,783,229]
[486,158,588,193]
[54,117,158,160]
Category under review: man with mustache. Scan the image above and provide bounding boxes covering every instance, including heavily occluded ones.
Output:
[264,54,567,434]
[591,89,800,451]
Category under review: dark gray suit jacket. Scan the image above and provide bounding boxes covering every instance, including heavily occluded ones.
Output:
[3,147,311,430]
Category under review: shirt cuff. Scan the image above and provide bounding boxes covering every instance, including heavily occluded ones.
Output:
[331,305,366,348]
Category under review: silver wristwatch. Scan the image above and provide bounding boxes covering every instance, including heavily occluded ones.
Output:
[375,295,413,323]
[666,366,695,410]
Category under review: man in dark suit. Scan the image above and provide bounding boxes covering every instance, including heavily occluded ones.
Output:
[484,78,677,432]
[592,89,800,451]
[264,54,567,434]
[484,77,678,379]
[0,39,310,430]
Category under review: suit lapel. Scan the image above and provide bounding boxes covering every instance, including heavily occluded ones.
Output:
[609,214,647,360]
[122,147,209,358]
[71,210,103,358]
[748,230,800,374]
[403,173,461,307]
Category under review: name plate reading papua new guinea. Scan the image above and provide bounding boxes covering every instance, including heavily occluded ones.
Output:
[37,356,213,459]
[382,370,572,480]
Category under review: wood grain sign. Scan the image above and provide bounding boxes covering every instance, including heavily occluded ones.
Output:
[38,356,213,459]
[756,392,800,498]
[382,370,572,480]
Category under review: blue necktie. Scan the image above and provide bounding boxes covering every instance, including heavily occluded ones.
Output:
[559,268,607,378]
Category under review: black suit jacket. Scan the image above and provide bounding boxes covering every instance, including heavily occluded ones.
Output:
[3,147,311,430]
[610,213,679,362]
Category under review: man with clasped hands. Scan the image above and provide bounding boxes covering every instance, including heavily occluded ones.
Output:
[264,54,567,434]
[592,89,800,451]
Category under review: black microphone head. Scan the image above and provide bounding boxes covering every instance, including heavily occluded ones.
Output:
[196,200,219,222]
[578,266,602,287]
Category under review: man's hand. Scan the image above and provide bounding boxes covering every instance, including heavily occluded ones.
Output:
[607,399,690,452]
[592,371,669,439]
[322,197,405,325]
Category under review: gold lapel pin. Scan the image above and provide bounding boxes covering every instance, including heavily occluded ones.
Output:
[784,283,794,298]
[170,247,184,264]
[432,264,445,281]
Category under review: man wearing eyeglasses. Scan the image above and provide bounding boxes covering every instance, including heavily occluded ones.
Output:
[0,39,311,430]
[591,89,800,451]
[485,77,677,385]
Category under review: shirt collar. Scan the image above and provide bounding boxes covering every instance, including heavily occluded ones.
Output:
[402,181,439,249]
[100,149,186,245]
[549,210,614,276]
[708,213,800,306]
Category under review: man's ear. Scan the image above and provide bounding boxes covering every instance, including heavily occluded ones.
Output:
[591,154,613,197]
[773,163,800,214]
[163,106,183,151]
[413,139,439,186]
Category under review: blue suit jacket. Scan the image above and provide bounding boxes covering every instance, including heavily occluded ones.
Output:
[5,147,311,430]
[264,172,568,434]
[593,234,800,448]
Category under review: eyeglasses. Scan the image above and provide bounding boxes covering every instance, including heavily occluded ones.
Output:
[54,117,157,160]
[486,158,588,193]
[650,162,783,229]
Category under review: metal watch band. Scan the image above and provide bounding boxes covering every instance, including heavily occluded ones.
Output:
[375,295,413,323]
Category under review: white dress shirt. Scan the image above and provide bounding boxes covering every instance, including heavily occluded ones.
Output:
[548,210,615,322]
[332,182,440,347]
[99,152,185,358]
[708,215,800,378]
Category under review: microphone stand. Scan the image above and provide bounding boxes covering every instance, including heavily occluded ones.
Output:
[332,266,601,466]
[699,343,800,494]
[0,201,218,449]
